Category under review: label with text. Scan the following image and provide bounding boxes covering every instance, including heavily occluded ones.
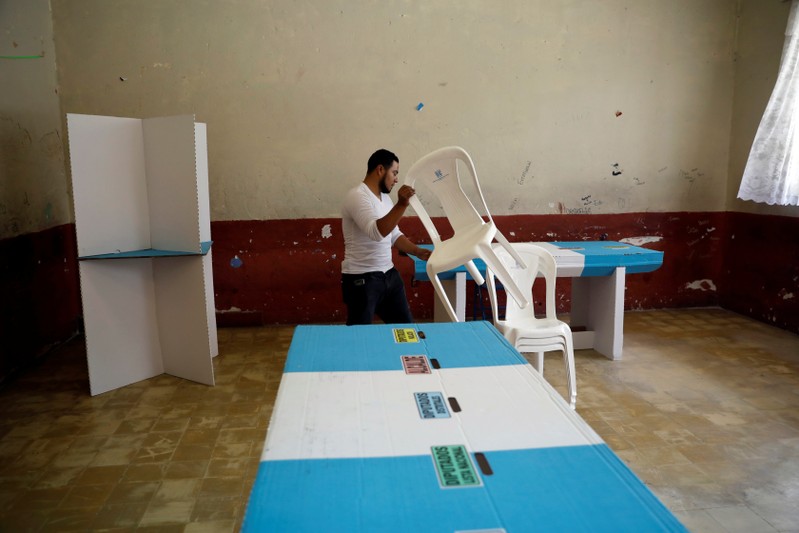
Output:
[431,445,481,488]
[401,355,431,374]
[393,328,419,343]
[414,392,450,419]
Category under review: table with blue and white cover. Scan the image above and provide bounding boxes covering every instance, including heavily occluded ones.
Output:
[411,241,665,359]
[242,321,686,532]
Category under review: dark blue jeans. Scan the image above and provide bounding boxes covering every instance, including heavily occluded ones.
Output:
[341,267,414,325]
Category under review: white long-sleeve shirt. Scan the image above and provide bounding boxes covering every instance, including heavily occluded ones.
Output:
[341,183,402,274]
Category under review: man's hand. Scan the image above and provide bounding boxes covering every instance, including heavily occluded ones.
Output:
[414,246,432,261]
[396,185,416,207]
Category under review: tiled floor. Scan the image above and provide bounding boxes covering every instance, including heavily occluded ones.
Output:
[0,308,797,532]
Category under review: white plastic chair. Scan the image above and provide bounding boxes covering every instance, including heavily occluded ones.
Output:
[486,243,577,409]
[404,146,529,322]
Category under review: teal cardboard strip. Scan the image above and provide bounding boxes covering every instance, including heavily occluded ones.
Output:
[284,322,526,373]
[243,445,687,532]
[79,241,213,260]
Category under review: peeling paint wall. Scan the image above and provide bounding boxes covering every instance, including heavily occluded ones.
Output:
[210,212,732,326]
[721,212,799,332]
[51,0,737,220]
[0,0,70,240]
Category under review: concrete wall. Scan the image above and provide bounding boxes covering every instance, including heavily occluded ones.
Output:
[51,0,737,220]
[0,0,70,240]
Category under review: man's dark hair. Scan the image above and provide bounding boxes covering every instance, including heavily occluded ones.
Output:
[367,149,398,174]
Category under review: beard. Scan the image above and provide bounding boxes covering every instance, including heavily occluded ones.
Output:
[379,178,391,194]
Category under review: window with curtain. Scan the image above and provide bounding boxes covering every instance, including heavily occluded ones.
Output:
[738,0,799,206]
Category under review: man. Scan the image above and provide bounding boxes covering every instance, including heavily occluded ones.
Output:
[341,149,432,325]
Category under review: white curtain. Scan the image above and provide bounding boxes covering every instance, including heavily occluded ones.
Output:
[738,0,799,206]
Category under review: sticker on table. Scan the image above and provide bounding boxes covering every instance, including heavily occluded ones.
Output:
[393,328,419,343]
[401,355,431,374]
[414,392,450,419]
[431,445,482,488]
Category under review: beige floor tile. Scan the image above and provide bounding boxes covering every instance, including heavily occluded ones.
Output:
[673,509,731,533]
[207,458,250,478]
[706,505,778,533]
[74,465,128,486]
[59,483,113,509]
[164,460,209,480]
[33,466,84,489]
[105,481,159,505]
[190,498,241,522]
[140,499,195,526]
[41,505,103,531]
[124,462,169,482]
[198,477,246,500]
[184,519,237,533]
[172,444,215,462]
[91,502,149,529]
[152,478,200,503]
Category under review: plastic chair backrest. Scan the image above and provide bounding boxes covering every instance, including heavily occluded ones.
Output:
[404,146,493,238]
[488,244,558,323]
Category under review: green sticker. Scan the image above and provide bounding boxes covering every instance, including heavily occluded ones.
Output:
[431,445,481,488]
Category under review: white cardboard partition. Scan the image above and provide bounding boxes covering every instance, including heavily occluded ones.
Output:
[68,114,151,257]
[142,115,203,253]
[79,259,164,396]
[203,251,219,358]
[68,113,217,395]
[153,255,215,384]
[196,123,212,244]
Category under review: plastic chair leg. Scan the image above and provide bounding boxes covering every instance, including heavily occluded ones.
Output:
[563,337,577,409]
[465,260,485,286]
[533,352,544,373]
[517,337,576,409]
[479,244,529,310]
[494,230,526,269]
[429,270,460,322]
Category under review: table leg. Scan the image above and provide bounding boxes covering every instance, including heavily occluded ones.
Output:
[433,273,467,322]
[569,267,625,360]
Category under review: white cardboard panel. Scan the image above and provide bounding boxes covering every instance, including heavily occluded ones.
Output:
[263,371,448,461]
[142,115,201,252]
[195,122,212,243]
[202,251,219,357]
[79,260,164,395]
[440,365,601,451]
[67,114,151,257]
[535,242,585,277]
[263,365,602,461]
[153,256,215,386]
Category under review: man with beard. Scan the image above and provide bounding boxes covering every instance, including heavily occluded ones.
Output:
[341,149,432,325]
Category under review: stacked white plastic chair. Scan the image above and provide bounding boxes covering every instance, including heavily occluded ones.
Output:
[404,146,529,322]
[486,243,577,409]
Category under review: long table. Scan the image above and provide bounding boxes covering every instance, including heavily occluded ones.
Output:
[412,241,664,360]
[242,321,686,532]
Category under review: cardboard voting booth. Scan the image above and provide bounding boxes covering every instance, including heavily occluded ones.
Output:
[67,113,218,396]
[243,322,686,532]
